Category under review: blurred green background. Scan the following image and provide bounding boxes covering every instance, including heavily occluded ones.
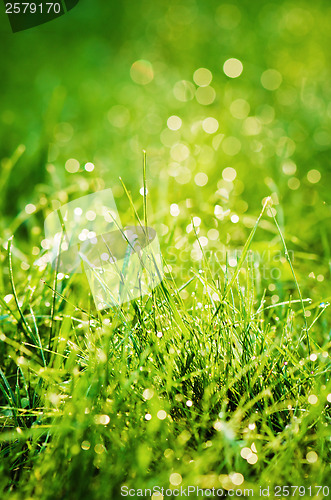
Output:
[0,0,330,299]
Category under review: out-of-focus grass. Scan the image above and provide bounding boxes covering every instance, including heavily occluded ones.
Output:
[0,0,331,497]
[1,1,330,290]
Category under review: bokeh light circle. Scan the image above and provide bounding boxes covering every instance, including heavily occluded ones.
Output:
[130,60,154,85]
[223,58,243,78]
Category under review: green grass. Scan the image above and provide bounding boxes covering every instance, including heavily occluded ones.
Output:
[1,0,331,497]
[0,188,330,499]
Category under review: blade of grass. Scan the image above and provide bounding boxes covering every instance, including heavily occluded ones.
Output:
[224,197,271,295]
[8,236,33,339]
[269,208,311,358]
[142,150,148,230]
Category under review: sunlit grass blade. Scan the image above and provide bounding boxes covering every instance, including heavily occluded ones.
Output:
[224,197,271,294]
